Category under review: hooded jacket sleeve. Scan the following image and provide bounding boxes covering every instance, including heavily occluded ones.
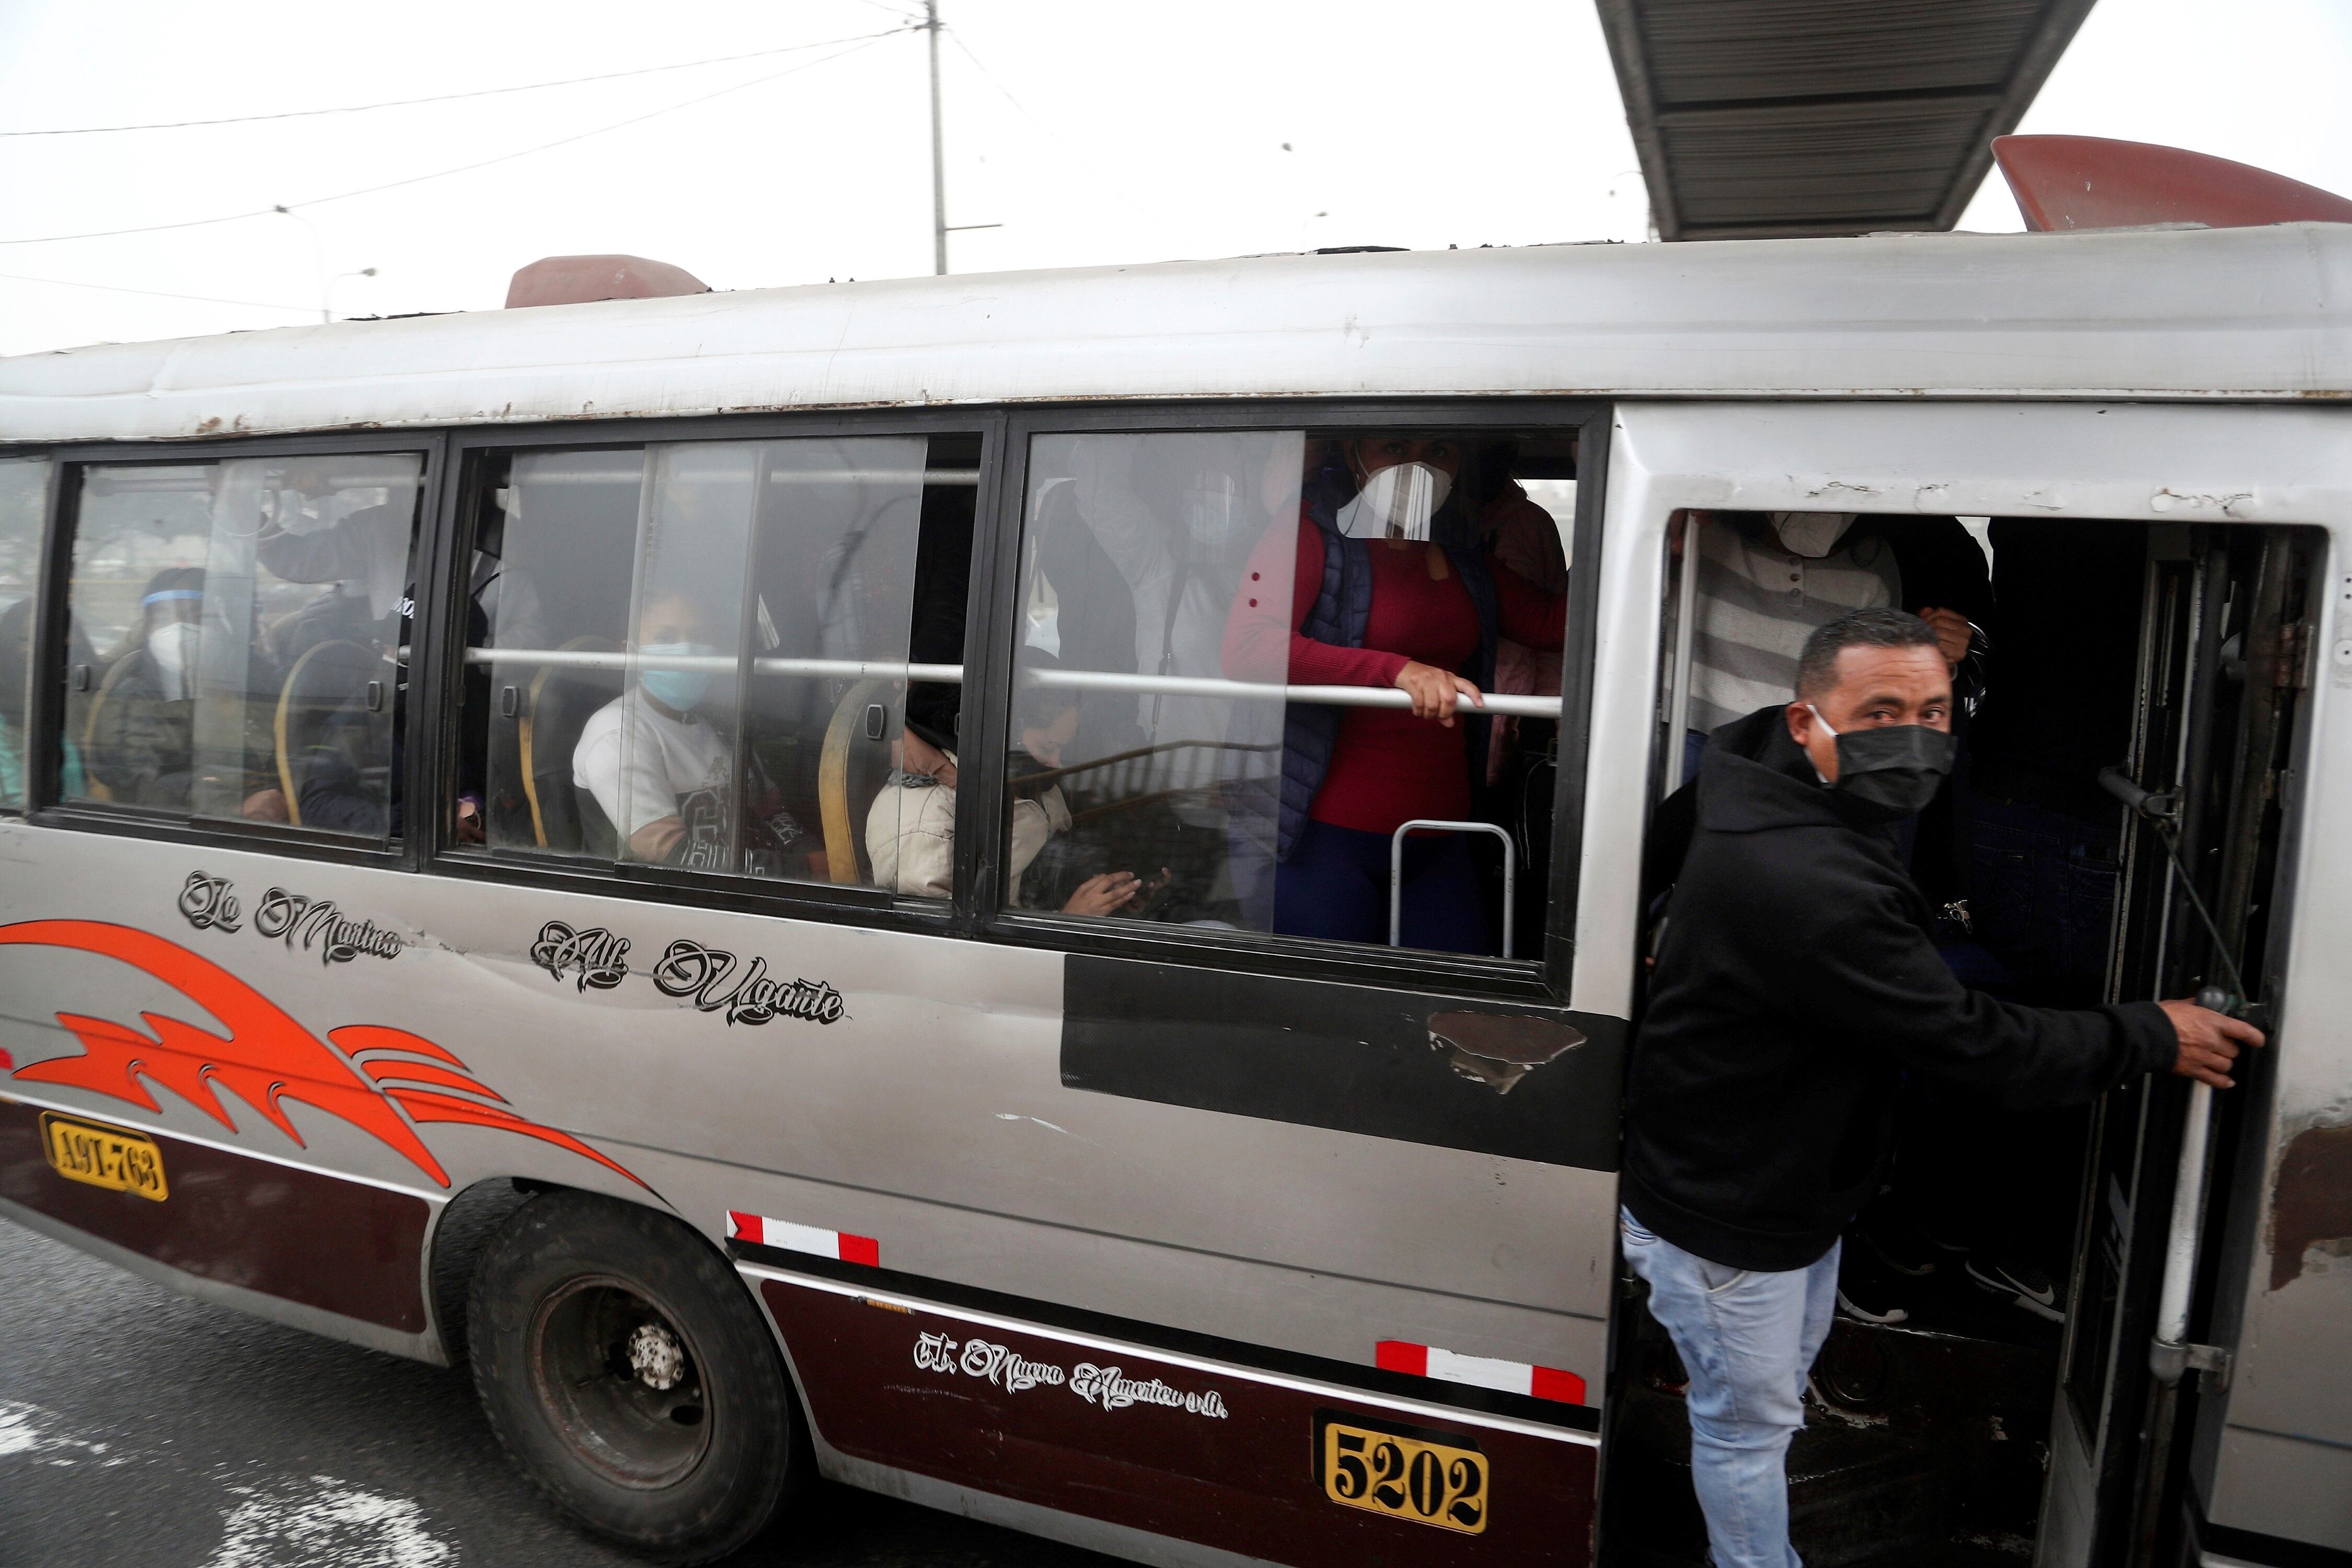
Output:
[1773,840,2177,1106]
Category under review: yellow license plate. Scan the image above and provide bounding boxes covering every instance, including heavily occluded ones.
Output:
[41,1112,168,1201]
[1318,1414,1489,1534]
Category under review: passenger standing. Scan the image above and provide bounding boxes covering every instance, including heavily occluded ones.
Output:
[1221,439,1564,952]
[1680,511,1975,780]
[1622,607,2262,1568]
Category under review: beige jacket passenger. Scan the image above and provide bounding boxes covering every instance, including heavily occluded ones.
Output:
[865,758,1069,900]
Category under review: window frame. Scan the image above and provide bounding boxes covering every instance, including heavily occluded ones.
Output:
[417,408,1010,940]
[974,398,1610,1005]
[23,430,450,871]
[0,448,56,818]
[9,395,1611,1000]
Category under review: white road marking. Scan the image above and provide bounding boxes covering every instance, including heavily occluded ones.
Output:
[0,1397,124,1466]
[203,1475,454,1568]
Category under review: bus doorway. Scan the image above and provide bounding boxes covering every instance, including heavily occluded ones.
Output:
[1604,506,2317,1568]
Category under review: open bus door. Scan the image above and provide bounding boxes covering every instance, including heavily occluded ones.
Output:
[2037,529,2318,1567]
[1587,400,2336,1567]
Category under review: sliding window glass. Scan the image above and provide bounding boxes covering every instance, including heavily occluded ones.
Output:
[0,458,49,810]
[1002,430,1576,959]
[61,456,423,839]
[464,435,976,893]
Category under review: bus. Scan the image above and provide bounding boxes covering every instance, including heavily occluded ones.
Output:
[0,212,2345,1568]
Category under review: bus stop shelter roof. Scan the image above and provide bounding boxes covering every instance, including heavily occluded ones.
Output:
[1594,0,2100,241]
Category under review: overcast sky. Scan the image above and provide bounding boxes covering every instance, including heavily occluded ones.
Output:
[1,0,2346,359]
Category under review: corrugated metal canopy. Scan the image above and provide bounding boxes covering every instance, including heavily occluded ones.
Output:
[1595,0,2099,240]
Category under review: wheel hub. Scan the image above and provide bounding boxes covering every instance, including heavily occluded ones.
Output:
[528,1276,712,1489]
[628,1320,687,1391]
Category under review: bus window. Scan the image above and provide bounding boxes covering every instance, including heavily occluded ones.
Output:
[465,434,972,893]
[1000,430,1574,957]
[62,456,422,836]
[0,457,49,811]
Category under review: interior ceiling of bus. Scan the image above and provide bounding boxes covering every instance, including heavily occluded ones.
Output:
[1592,0,2101,241]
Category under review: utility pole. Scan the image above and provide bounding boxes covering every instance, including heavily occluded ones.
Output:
[927,0,947,276]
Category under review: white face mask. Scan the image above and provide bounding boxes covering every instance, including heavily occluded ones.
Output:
[1768,512,1857,558]
[146,620,201,699]
[1340,462,1452,541]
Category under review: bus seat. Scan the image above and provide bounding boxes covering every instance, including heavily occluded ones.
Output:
[820,677,886,884]
[520,638,622,854]
[273,638,386,828]
[77,659,128,802]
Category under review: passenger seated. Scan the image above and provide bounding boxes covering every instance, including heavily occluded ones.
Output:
[572,589,804,869]
[85,568,286,818]
[1223,437,1566,953]
[867,668,1154,913]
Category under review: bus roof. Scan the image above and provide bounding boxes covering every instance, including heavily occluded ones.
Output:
[4,222,2349,446]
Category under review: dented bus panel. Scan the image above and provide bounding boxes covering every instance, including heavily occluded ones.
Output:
[0,230,2348,1567]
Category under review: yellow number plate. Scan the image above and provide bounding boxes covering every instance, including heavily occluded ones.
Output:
[1319,1415,1488,1534]
[41,1112,168,1202]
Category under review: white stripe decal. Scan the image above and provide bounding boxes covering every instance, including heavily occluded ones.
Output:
[1424,1345,1537,1396]
[760,1218,848,1259]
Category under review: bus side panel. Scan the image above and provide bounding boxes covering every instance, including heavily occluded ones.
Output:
[757,1273,1595,1568]
[0,1094,430,1331]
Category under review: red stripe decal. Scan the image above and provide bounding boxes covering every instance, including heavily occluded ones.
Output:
[729,1210,765,1245]
[1375,1340,1427,1376]
[1529,1365,1587,1404]
[837,1231,880,1267]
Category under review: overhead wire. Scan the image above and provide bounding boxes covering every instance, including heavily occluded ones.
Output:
[0,29,909,248]
[0,270,315,312]
[0,26,913,137]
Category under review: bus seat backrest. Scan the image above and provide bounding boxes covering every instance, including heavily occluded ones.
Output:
[820,677,887,885]
[274,638,384,828]
[77,656,132,802]
[521,642,623,854]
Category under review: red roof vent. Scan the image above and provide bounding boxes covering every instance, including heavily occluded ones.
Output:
[1993,135,2352,233]
[505,254,709,309]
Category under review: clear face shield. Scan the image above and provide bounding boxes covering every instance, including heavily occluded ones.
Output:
[1337,458,1454,543]
[1180,470,1248,555]
[141,589,206,700]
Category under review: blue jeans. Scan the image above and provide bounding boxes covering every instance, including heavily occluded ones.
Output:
[1620,1208,1839,1568]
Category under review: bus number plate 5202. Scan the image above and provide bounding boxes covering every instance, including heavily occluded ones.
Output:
[40,1112,168,1201]
[1317,1413,1487,1534]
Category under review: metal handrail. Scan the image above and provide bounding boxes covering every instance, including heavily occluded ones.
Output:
[1030,666,1562,718]
[460,648,1565,717]
[464,649,965,683]
[1390,818,1516,959]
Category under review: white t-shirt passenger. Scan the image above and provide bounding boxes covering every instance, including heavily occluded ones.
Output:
[573,689,733,867]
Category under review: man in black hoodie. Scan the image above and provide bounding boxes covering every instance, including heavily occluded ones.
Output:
[1620,607,2259,1568]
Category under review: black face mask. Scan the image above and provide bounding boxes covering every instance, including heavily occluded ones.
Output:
[1807,707,1956,817]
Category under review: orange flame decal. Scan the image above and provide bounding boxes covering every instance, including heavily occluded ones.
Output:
[0,920,644,1190]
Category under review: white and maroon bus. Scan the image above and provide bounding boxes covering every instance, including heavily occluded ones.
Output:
[1,162,2346,1568]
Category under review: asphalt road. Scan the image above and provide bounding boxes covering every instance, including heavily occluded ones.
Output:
[0,1217,1118,1568]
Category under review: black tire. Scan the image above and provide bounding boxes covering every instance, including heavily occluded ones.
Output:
[468,1190,803,1564]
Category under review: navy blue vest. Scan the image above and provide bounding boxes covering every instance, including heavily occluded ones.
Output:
[1274,486,1499,862]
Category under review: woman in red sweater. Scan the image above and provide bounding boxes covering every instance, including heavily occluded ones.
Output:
[1223,437,1565,953]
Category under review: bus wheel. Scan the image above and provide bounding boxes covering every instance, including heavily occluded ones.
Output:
[468,1190,801,1564]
